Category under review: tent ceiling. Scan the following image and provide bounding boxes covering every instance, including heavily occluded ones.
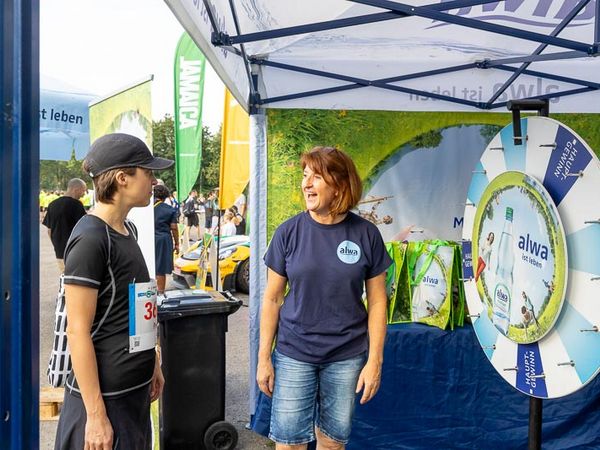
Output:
[165,0,600,113]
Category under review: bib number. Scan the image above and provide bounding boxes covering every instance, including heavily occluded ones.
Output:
[128,280,158,353]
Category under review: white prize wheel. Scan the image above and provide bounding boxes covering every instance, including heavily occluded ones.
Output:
[462,116,600,399]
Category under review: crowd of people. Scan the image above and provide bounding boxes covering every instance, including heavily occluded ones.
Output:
[181,188,247,240]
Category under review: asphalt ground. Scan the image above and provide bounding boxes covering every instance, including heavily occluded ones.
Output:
[39,223,272,449]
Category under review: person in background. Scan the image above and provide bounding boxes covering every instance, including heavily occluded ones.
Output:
[39,189,48,221]
[203,190,216,230]
[230,205,246,235]
[154,184,179,294]
[208,189,221,233]
[55,133,170,450]
[234,191,247,219]
[42,178,88,272]
[183,190,200,241]
[218,211,237,237]
[257,146,391,450]
[165,189,181,222]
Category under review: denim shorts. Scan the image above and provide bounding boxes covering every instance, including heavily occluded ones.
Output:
[269,349,367,445]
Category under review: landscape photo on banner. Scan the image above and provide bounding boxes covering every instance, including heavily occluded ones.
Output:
[266,110,600,242]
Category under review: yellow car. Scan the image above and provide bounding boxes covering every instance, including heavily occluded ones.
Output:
[172,235,250,293]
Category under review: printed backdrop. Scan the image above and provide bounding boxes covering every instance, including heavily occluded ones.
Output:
[266,110,600,243]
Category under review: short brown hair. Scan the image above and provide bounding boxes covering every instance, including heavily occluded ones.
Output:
[83,160,137,204]
[300,146,362,216]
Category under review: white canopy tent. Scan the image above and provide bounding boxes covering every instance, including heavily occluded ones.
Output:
[166,0,600,113]
[164,0,600,416]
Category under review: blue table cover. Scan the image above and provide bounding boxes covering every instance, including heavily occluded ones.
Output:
[251,323,600,449]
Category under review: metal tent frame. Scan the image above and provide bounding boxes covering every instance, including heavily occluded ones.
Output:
[203,0,600,111]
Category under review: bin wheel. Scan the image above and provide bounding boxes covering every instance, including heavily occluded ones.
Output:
[203,421,238,450]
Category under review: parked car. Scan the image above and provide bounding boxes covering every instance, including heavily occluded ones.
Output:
[172,235,250,293]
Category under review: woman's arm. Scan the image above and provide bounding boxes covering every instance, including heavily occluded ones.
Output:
[256,269,287,397]
[170,222,179,254]
[356,272,387,404]
[149,348,165,402]
[65,284,113,450]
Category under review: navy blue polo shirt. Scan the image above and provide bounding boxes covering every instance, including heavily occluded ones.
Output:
[264,211,392,364]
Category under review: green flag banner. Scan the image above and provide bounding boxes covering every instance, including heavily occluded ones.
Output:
[174,32,206,202]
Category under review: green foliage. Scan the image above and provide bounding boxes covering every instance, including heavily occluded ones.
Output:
[200,125,222,194]
[409,129,443,149]
[152,117,222,195]
[152,115,176,190]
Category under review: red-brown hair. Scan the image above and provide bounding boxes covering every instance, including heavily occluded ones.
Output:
[300,146,363,216]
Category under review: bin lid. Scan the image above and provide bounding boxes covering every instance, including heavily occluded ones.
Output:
[158,289,242,321]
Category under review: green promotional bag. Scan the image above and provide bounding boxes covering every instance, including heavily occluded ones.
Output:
[407,240,454,330]
[385,241,411,324]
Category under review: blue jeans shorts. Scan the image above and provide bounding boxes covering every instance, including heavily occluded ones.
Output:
[269,349,367,445]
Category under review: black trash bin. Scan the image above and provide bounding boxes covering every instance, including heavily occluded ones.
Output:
[158,289,242,450]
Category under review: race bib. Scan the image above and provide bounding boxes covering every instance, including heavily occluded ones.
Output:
[128,280,158,353]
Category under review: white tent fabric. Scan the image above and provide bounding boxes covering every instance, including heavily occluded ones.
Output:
[164,0,600,416]
[165,0,600,112]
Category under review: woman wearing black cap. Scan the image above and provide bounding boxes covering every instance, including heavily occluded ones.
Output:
[55,133,173,450]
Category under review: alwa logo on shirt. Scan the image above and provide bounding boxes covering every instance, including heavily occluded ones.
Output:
[337,240,361,264]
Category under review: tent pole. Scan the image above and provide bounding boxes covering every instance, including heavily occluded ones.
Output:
[529,397,543,450]
[596,0,600,44]
[507,99,549,450]
[248,110,267,418]
[0,0,40,447]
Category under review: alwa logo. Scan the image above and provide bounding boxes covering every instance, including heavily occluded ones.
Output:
[337,240,361,264]
[430,0,596,29]
[519,234,549,260]
[423,275,439,285]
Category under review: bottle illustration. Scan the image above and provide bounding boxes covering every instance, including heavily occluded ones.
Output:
[492,207,514,335]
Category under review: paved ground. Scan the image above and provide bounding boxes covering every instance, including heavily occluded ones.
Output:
[39,224,272,449]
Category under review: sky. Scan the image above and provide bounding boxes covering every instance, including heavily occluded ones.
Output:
[40,0,224,131]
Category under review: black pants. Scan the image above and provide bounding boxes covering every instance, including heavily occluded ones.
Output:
[54,384,152,450]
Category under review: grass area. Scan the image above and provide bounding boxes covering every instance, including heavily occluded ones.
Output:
[267,109,600,239]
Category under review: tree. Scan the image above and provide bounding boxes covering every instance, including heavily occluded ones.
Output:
[39,151,91,191]
[200,125,221,194]
[152,115,176,190]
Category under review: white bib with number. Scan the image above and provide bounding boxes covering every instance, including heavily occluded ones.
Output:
[128,280,158,353]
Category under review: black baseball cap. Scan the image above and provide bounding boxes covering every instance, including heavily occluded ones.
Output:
[85,133,174,177]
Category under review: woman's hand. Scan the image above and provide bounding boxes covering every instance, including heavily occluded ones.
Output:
[149,353,165,402]
[256,359,275,398]
[355,359,383,404]
[84,411,113,450]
